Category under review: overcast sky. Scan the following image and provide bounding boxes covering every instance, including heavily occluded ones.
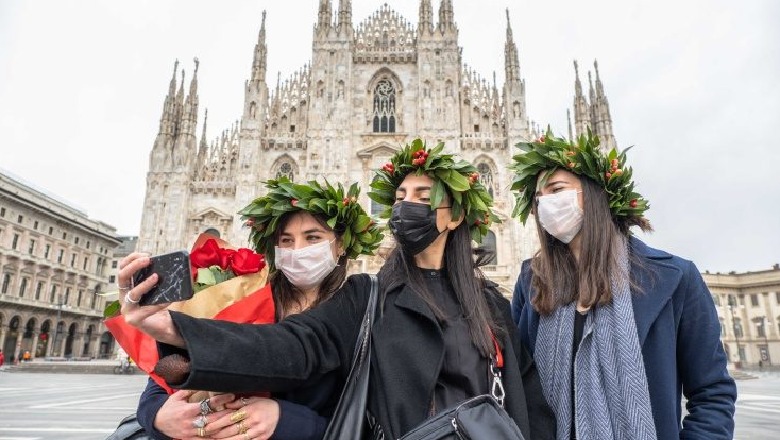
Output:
[1,0,778,273]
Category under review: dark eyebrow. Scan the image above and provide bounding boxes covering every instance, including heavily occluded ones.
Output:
[544,179,570,189]
[535,179,571,196]
[281,227,327,236]
[396,185,432,193]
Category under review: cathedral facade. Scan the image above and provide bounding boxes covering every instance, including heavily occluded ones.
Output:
[137,0,617,292]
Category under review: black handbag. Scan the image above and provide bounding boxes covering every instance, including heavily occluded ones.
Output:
[399,345,525,440]
[321,274,379,440]
[105,413,153,440]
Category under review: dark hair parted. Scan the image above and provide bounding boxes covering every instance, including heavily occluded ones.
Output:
[531,174,648,315]
[269,211,347,321]
[378,220,504,357]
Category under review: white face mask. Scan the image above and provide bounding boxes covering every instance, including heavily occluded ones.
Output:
[274,239,338,289]
[536,189,583,244]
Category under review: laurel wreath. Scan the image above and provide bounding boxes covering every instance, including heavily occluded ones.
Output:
[368,138,499,243]
[510,128,649,225]
[239,177,384,266]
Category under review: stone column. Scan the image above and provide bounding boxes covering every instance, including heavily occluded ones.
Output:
[30,329,40,360]
[57,333,67,358]
[0,325,6,351]
[45,329,55,357]
[13,332,23,363]
[73,331,85,358]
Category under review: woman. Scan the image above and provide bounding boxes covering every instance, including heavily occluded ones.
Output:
[120,139,556,439]
[509,131,737,439]
[135,177,382,440]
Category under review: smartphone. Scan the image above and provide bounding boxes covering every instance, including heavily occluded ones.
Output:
[133,250,194,306]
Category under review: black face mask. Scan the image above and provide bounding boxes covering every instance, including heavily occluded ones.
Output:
[389,201,445,256]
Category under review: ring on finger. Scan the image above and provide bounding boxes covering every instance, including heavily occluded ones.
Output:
[238,420,248,435]
[200,398,213,416]
[197,427,206,437]
[230,409,248,423]
[243,432,251,440]
[118,284,131,292]
[192,415,207,429]
[124,292,140,304]
[240,397,250,406]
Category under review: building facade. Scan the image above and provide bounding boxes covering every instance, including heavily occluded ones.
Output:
[704,265,780,369]
[137,0,618,292]
[0,170,122,361]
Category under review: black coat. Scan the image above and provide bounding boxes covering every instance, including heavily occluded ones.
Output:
[169,274,556,439]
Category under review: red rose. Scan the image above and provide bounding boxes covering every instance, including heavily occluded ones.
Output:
[217,248,236,270]
[630,199,638,208]
[231,248,265,275]
[190,238,222,269]
[382,163,395,173]
[343,197,350,206]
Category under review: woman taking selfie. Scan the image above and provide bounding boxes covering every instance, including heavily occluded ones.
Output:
[510,131,736,439]
[135,178,382,440]
[120,139,555,439]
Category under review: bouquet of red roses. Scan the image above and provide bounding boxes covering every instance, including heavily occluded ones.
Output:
[104,233,275,393]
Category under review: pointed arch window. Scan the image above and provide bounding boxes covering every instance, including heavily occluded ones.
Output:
[477,162,495,197]
[373,80,396,133]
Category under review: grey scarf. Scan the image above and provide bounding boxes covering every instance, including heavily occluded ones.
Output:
[534,240,657,440]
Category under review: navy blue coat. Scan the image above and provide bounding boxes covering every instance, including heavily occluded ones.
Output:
[511,237,736,440]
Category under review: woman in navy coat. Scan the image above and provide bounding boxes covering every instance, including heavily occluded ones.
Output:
[509,131,736,439]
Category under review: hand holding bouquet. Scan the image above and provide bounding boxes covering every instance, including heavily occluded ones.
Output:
[104,233,275,393]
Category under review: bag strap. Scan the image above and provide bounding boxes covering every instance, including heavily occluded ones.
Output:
[321,274,379,440]
[489,329,506,407]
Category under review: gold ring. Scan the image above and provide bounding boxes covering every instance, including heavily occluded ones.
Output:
[197,427,206,437]
[230,409,248,423]
[238,420,248,435]
[243,432,251,440]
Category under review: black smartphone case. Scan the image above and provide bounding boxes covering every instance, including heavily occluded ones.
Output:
[133,250,194,306]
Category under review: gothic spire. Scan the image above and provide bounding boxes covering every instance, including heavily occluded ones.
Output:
[594,59,605,97]
[188,57,199,97]
[572,60,590,139]
[337,0,352,35]
[159,59,179,133]
[252,11,268,82]
[591,59,615,149]
[168,59,179,99]
[504,8,521,83]
[185,58,200,135]
[419,0,433,36]
[198,108,209,165]
[437,0,455,34]
[317,0,332,33]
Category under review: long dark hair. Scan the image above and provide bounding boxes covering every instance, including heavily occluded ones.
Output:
[378,220,503,357]
[531,174,653,315]
[269,211,347,321]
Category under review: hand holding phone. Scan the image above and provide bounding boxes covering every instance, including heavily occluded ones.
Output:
[132,250,194,306]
